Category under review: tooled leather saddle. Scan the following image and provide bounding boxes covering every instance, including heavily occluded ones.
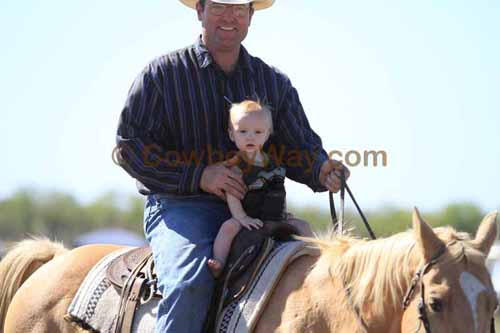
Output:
[105,221,298,333]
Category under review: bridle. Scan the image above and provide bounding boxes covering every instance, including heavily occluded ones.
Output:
[401,245,447,333]
[401,243,496,333]
[329,178,496,333]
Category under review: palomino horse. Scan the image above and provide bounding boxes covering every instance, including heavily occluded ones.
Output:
[0,209,498,333]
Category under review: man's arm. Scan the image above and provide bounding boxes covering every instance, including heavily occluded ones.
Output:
[272,80,329,192]
[116,64,204,195]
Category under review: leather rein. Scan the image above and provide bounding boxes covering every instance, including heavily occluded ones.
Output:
[328,171,375,332]
[329,169,376,240]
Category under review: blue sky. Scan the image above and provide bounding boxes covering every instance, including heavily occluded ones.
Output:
[1,0,499,214]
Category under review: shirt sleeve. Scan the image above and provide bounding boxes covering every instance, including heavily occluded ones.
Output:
[115,64,205,195]
[272,79,329,192]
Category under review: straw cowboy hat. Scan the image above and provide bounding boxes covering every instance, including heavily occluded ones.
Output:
[179,0,275,11]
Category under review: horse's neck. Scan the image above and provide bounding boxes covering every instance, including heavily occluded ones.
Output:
[306,257,400,333]
[256,254,382,333]
[256,247,413,333]
[361,307,404,333]
[317,252,410,333]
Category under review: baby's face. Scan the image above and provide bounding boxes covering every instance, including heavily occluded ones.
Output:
[229,112,271,154]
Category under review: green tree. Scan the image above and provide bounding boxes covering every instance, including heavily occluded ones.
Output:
[0,188,493,245]
[432,202,483,234]
[34,191,86,243]
[121,196,146,234]
[83,192,122,229]
[0,189,37,239]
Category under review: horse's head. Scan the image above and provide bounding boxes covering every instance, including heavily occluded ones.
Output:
[401,208,498,333]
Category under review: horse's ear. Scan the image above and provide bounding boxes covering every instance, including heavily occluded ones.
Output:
[413,207,444,262]
[471,211,498,256]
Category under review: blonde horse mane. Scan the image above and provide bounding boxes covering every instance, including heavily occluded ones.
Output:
[0,237,68,331]
[309,226,484,319]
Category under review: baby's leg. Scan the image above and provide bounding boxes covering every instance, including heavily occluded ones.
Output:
[285,213,314,237]
[208,218,242,277]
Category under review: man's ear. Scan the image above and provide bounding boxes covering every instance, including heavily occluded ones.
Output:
[196,1,204,21]
[248,7,254,26]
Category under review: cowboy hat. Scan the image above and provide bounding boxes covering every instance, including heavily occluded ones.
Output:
[179,0,275,11]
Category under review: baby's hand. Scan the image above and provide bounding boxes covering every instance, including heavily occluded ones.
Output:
[237,216,263,230]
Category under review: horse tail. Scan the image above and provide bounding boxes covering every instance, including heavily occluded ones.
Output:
[0,237,68,330]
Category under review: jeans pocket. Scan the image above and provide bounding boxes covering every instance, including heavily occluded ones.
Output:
[157,197,169,212]
[144,196,163,237]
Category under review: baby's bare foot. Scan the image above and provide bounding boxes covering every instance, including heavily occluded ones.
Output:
[208,258,223,278]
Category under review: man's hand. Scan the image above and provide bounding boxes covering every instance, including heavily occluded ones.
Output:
[319,159,351,193]
[237,216,263,230]
[200,156,247,200]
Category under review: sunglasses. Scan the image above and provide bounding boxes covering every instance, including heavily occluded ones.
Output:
[208,3,251,17]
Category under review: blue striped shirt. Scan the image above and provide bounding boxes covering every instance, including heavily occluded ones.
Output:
[116,37,328,195]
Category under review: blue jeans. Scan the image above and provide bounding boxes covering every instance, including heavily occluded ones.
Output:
[144,194,231,333]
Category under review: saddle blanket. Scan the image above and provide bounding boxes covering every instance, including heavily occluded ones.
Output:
[66,241,317,333]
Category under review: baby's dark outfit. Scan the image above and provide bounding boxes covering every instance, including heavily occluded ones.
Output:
[238,156,286,221]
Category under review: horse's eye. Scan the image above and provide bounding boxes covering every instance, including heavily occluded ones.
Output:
[429,298,443,312]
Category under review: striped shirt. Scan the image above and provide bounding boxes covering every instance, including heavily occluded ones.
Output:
[116,37,328,196]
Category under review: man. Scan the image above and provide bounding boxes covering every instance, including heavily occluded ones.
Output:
[115,0,349,331]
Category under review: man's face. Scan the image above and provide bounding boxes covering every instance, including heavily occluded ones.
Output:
[196,0,254,52]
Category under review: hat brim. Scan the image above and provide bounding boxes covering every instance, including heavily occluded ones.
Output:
[179,0,274,11]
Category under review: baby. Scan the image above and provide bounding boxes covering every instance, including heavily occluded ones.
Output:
[207,100,311,277]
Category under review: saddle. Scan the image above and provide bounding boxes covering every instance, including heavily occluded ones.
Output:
[105,221,298,333]
[106,246,156,333]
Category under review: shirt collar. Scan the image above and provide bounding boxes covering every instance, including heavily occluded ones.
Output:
[238,44,254,74]
[194,36,254,74]
[194,36,213,68]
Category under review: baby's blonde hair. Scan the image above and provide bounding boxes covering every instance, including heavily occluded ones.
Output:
[229,100,273,134]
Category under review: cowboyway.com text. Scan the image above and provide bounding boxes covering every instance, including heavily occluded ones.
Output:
[127,144,388,171]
